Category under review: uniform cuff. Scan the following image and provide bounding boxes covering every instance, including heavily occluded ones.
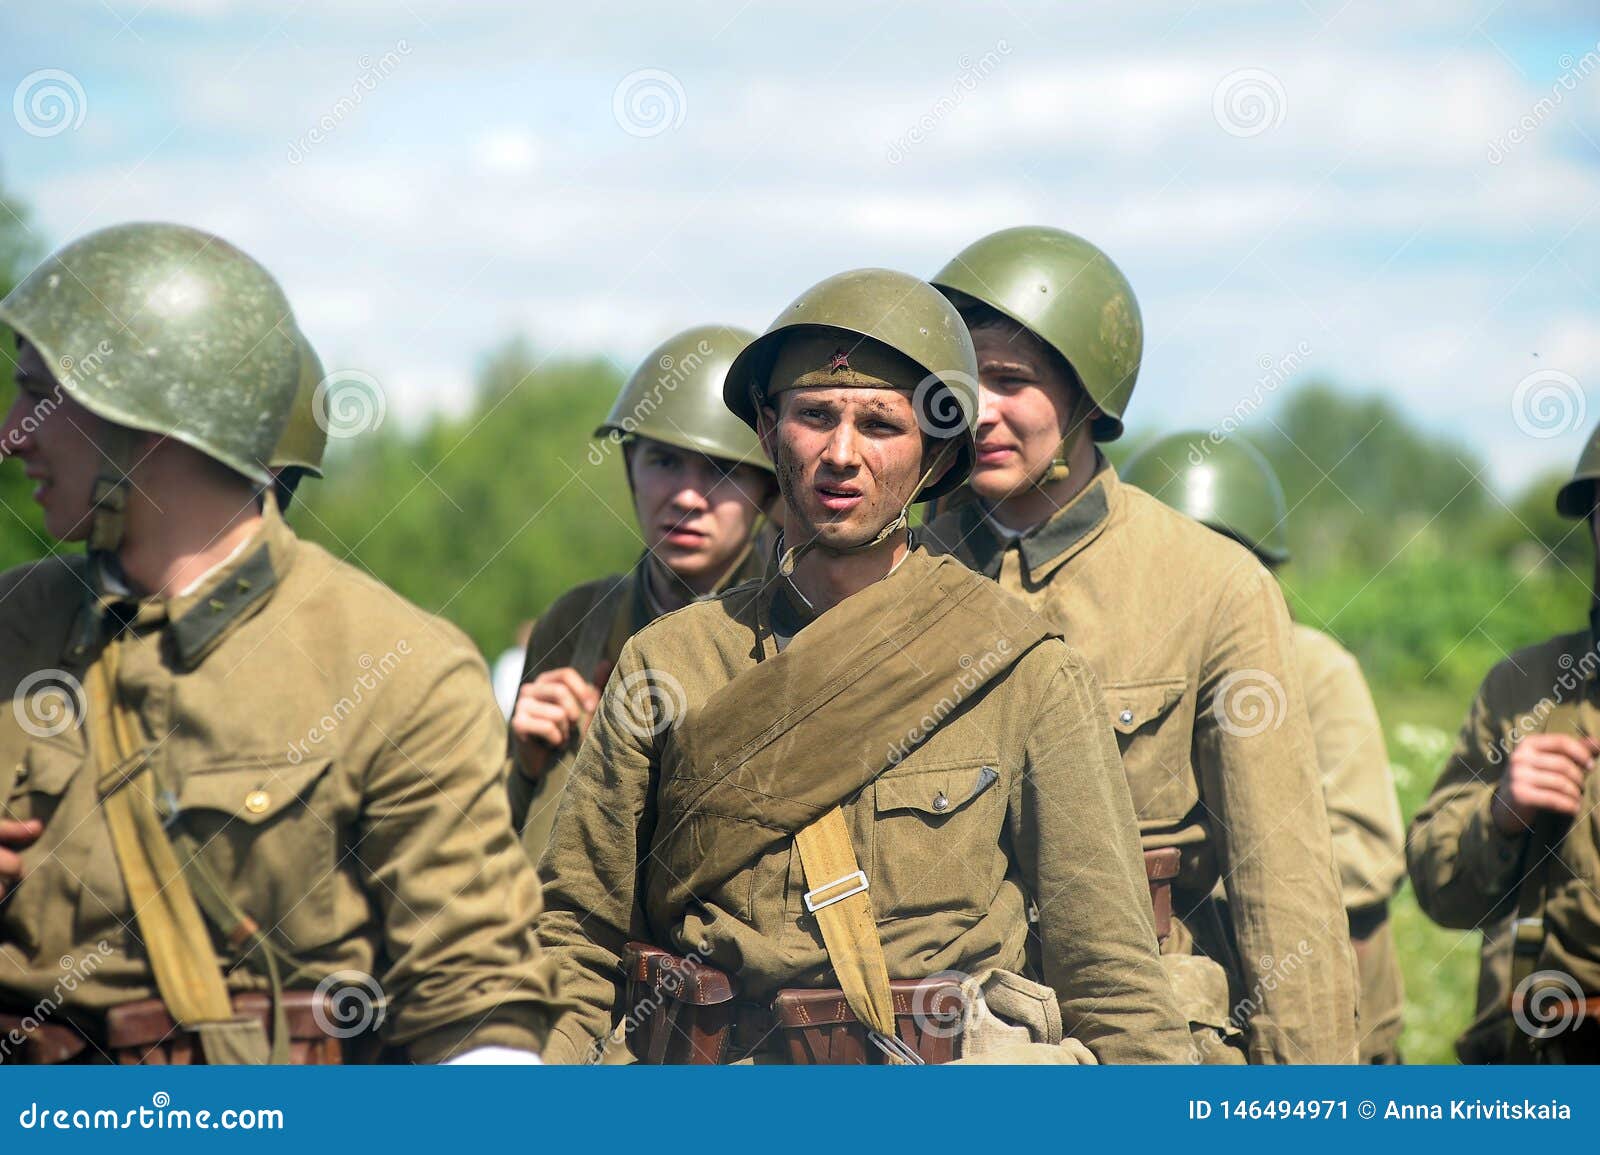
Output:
[1459,789,1526,898]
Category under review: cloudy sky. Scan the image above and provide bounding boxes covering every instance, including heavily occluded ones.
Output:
[3,0,1597,493]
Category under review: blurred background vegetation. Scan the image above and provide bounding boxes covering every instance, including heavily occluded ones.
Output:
[1,176,1589,1063]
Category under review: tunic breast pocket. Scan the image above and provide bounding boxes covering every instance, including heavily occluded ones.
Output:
[172,758,338,953]
[1103,677,1196,825]
[870,760,1003,921]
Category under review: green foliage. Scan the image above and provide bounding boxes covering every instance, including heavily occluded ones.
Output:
[293,339,642,653]
[0,174,47,572]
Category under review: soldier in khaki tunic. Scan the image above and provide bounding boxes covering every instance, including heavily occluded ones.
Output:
[0,223,555,1064]
[1409,424,1600,1064]
[534,269,1189,1065]
[508,326,777,856]
[920,227,1358,1064]
[1124,432,1408,1063]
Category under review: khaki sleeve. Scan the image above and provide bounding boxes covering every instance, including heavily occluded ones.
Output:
[1300,638,1406,911]
[533,637,657,1065]
[508,583,603,832]
[357,645,559,1063]
[1017,643,1192,1063]
[1407,670,1526,929]
[1196,565,1358,1064]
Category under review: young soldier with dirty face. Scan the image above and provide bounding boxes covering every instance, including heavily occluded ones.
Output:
[534,269,1188,1065]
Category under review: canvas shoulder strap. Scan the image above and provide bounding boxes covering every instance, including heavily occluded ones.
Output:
[86,641,277,1063]
[792,807,921,1064]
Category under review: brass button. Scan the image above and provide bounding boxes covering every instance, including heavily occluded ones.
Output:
[1119,708,1134,725]
[244,789,271,814]
[209,598,226,612]
[931,791,950,813]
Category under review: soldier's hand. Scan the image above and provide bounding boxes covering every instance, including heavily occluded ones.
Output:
[1491,732,1597,834]
[0,818,43,901]
[510,668,601,777]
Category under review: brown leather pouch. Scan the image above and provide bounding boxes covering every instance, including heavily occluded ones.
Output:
[1145,847,1181,944]
[0,1012,90,1064]
[1,991,348,1065]
[772,976,963,1065]
[103,992,346,1065]
[620,942,740,1064]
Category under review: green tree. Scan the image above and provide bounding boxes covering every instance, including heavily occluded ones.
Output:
[0,174,47,571]
[296,339,641,654]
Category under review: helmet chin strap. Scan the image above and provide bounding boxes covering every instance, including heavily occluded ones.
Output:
[62,424,139,664]
[1036,395,1090,488]
[777,441,956,577]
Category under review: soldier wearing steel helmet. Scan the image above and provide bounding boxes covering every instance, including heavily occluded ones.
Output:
[0,223,554,1064]
[508,325,779,856]
[1408,424,1600,1064]
[533,269,1187,1065]
[919,226,1358,1064]
[1124,431,1407,1063]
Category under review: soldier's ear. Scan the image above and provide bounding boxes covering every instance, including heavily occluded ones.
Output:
[755,403,780,461]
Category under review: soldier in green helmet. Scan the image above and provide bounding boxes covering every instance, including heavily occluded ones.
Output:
[508,325,779,855]
[1408,423,1600,1064]
[1123,431,1407,1063]
[534,269,1188,1065]
[0,223,555,1064]
[920,226,1358,1064]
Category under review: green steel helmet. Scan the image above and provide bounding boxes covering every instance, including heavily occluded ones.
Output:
[932,225,1142,442]
[270,327,328,478]
[1122,430,1291,564]
[598,325,771,472]
[722,268,979,502]
[1556,421,1600,520]
[0,221,300,486]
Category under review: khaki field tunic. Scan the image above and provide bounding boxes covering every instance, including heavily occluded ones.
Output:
[1408,627,1600,1058]
[0,505,555,1061]
[1293,623,1406,1061]
[534,547,1191,1065]
[923,464,1358,1064]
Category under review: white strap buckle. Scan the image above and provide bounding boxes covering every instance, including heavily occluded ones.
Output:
[803,870,869,913]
